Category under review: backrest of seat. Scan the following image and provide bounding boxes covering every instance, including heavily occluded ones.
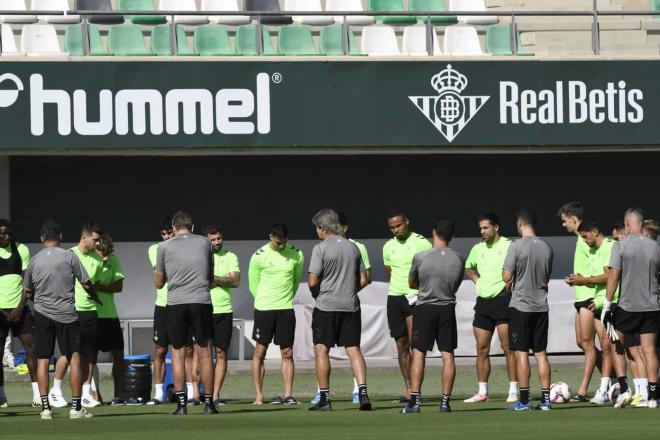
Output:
[278,25,316,55]
[78,0,125,24]
[319,25,358,55]
[326,0,365,12]
[245,0,281,12]
[285,0,323,12]
[235,24,274,55]
[444,25,482,54]
[119,0,156,11]
[367,0,405,12]
[194,25,233,55]
[21,24,63,54]
[361,25,400,55]
[201,0,239,12]
[151,24,191,55]
[1,24,19,53]
[32,0,70,12]
[410,0,447,11]
[402,26,440,55]
[64,24,105,55]
[109,24,149,54]
[2,0,28,11]
[449,0,485,12]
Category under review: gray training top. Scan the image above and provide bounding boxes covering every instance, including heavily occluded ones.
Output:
[308,236,364,313]
[155,234,213,306]
[503,236,553,313]
[409,247,465,307]
[23,247,89,324]
[609,234,660,312]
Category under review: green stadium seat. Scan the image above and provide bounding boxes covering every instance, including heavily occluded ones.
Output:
[235,25,276,55]
[319,25,361,56]
[367,0,417,25]
[108,24,154,56]
[409,0,457,24]
[485,25,533,56]
[151,25,195,55]
[277,25,317,56]
[119,0,167,25]
[653,0,660,18]
[194,25,235,56]
[64,24,110,56]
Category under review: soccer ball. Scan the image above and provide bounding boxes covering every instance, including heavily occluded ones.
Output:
[549,382,571,403]
[608,383,621,403]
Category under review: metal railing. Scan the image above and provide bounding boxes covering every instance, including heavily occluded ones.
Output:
[2,3,660,57]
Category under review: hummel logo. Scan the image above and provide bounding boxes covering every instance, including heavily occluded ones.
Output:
[409,65,489,143]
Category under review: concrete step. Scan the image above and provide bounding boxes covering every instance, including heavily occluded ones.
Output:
[487,0,614,10]
[521,29,647,46]
[514,17,642,31]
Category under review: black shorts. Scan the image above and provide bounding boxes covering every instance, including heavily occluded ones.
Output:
[213,313,233,352]
[387,295,413,340]
[312,308,361,349]
[34,312,81,359]
[77,310,98,357]
[153,305,170,348]
[166,303,213,349]
[574,299,595,312]
[252,309,295,349]
[412,304,457,353]
[508,308,549,353]
[0,306,34,340]
[624,333,641,349]
[614,308,659,336]
[473,292,511,332]
[96,318,124,352]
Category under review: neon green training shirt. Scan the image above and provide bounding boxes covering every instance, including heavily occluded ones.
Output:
[383,232,432,296]
[465,237,511,299]
[0,242,30,309]
[95,254,125,319]
[248,242,304,311]
[591,237,620,309]
[211,249,240,314]
[71,246,103,312]
[148,243,168,307]
[574,236,594,301]
[350,239,371,270]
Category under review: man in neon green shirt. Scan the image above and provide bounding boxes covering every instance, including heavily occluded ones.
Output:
[147,216,174,405]
[568,220,618,405]
[463,212,518,404]
[248,223,304,405]
[95,233,125,406]
[51,222,105,409]
[382,211,432,402]
[0,218,39,407]
[205,225,240,405]
[559,202,599,402]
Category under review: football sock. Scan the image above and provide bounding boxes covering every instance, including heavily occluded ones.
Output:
[316,385,321,394]
[72,396,82,411]
[541,389,550,403]
[154,383,164,401]
[203,394,213,406]
[639,378,649,400]
[648,382,657,400]
[32,382,40,399]
[509,381,519,394]
[633,378,641,395]
[409,392,420,407]
[175,391,186,407]
[441,394,451,407]
[186,382,194,399]
[358,384,368,397]
[478,382,488,396]
[52,378,63,393]
[519,387,530,404]
[40,395,50,411]
[319,389,330,404]
[353,378,359,394]
[82,384,91,397]
[617,376,629,394]
[599,377,611,393]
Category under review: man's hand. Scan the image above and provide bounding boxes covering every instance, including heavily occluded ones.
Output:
[566,273,586,286]
[6,308,21,322]
[606,322,620,342]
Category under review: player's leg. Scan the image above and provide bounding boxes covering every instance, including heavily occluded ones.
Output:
[402,348,425,413]
[110,350,124,402]
[403,305,434,413]
[496,322,519,402]
[77,311,100,407]
[639,314,659,407]
[17,332,39,405]
[251,310,275,405]
[309,308,332,411]
[212,313,232,403]
[342,310,370,410]
[466,324,493,402]
[440,351,456,412]
[575,307,597,400]
[532,312,551,409]
[275,310,296,402]
[627,340,649,403]
[0,318,9,406]
[438,305,458,412]
[591,318,614,404]
[251,342,268,405]
[184,346,197,404]
[611,308,635,408]
[167,304,191,414]
[190,304,216,413]
[149,305,169,404]
[213,347,227,401]
[387,296,412,401]
[61,319,88,418]
[508,308,532,410]
[194,341,215,410]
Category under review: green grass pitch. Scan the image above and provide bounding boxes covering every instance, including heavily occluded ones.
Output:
[2,363,660,439]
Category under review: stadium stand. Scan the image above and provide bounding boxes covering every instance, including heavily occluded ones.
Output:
[451,0,498,25]
[326,0,376,25]
[443,24,486,55]
[20,23,66,55]
[286,0,334,26]
[0,0,37,24]
[160,0,208,24]
[79,0,124,24]
[120,0,167,25]
[361,25,401,55]
[410,0,457,24]
[368,0,418,25]
[245,0,293,25]
[194,24,235,55]
[202,0,250,25]
[33,0,81,24]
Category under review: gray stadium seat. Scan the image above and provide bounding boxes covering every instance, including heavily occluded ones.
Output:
[245,0,293,25]
[76,0,125,25]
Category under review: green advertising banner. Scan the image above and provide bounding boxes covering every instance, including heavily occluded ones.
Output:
[0,60,655,150]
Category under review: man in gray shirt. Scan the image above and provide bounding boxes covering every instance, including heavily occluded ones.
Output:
[15,220,98,420]
[602,207,660,409]
[502,208,554,411]
[307,209,369,412]
[402,220,464,414]
[154,211,217,416]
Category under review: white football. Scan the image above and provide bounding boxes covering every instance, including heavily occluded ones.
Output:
[608,383,620,403]
[549,382,571,403]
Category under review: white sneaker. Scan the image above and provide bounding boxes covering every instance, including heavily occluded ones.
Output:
[40,409,53,420]
[506,392,519,403]
[648,399,657,409]
[3,353,15,368]
[70,408,93,419]
[463,393,489,403]
[48,392,69,408]
[589,390,611,405]
[0,396,8,408]
[32,399,42,408]
[614,390,633,409]
[82,395,101,408]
